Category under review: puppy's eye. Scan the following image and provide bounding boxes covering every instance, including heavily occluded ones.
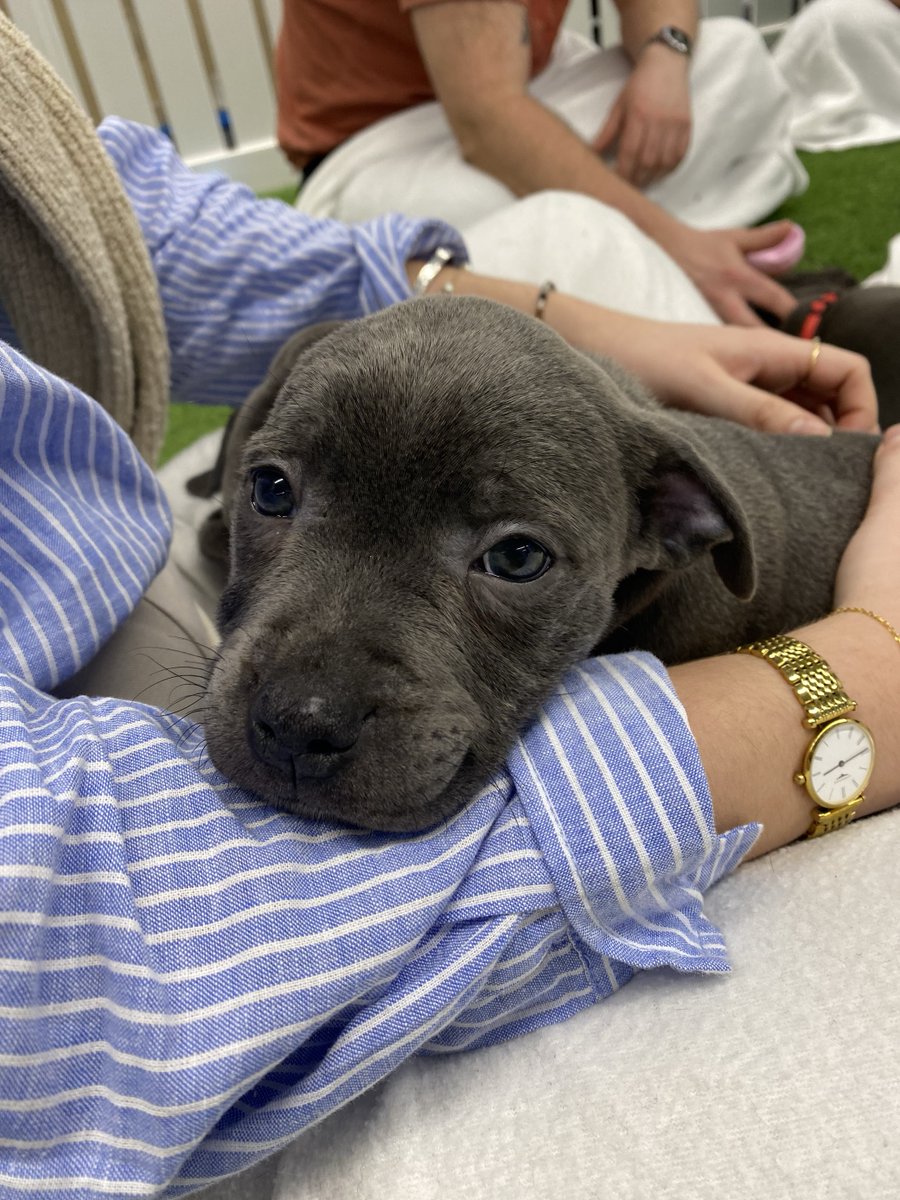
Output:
[251,467,295,518]
[480,536,552,582]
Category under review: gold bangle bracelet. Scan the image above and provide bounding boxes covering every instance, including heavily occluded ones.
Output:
[833,606,900,649]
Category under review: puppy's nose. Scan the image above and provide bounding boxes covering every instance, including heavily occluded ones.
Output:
[249,688,369,779]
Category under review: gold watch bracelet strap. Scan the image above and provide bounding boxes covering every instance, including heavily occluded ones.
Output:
[736,634,862,838]
[736,633,857,729]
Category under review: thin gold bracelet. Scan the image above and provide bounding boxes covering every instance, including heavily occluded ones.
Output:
[833,606,900,649]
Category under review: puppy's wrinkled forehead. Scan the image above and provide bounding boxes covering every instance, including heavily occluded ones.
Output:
[250,298,611,519]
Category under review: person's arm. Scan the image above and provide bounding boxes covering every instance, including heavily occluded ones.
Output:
[614,0,699,62]
[409,0,795,326]
[97,118,466,407]
[406,259,879,434]
[100,118,873,436]
[675,426,900,859]
[593,0,698,186]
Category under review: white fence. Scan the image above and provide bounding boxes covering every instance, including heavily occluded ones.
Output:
[3,0,810,192]
[566,1,811,47]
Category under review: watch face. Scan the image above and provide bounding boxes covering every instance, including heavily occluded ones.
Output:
[805,719,875,808]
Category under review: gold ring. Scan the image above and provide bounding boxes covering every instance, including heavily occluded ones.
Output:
[801,336,822,386]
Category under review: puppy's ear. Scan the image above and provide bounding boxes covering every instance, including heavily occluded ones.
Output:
[631,438,757,601]
[197,507,230,564]
[193,321,345,562]
[222,321,346,505]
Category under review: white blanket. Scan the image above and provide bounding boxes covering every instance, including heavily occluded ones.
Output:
[296,20,807,235]
[774,0,900,152]
[867,234,900,287]
[196,806,900,1200]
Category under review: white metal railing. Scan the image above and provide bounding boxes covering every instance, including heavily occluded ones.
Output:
[4,0,291,190]
[567,0,811,49]
[3,0,811,193]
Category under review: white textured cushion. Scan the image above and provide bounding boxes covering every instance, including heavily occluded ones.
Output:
[167,436,900,1200]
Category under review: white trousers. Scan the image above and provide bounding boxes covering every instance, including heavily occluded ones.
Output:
[774,0,900,151]
[296,19,807,235]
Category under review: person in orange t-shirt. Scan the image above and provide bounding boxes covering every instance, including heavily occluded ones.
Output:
[276,1,808,328]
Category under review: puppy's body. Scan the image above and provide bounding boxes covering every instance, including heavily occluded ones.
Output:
[195,298,876,830]
[595,389,874,662]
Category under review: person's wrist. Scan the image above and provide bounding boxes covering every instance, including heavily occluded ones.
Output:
[791,613,900,819]
[622,192,682,240]
[637,41,691,71]
[428,264,466,294]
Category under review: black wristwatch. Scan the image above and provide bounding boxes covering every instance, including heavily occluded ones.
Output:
[644,25,693,57]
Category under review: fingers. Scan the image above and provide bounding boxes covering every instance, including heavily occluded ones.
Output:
[664,122,690,177]
[729,223,800,319]
[739,332,878,433]
[615,120,689,187]
[710,290,767,328]
[694,374,833,435]
[833,423,900,615]
[795,342,878,433]
[710,268,796,327]
[592,96,623,155]
[733,221,794,254]
[741,271,796,322]
[872,424,900,496]
[615,116,646,185]
[659,327,878,437]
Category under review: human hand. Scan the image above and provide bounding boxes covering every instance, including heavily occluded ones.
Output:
[441,273,878,436]
[592,46,692,187]
[655,219,799,327]
[588,318,878,436]
[833,425,900,618]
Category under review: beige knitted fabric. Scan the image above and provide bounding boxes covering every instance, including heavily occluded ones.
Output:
[0,14,170,463]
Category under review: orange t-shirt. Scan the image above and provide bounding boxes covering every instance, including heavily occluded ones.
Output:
[276,0,569,168]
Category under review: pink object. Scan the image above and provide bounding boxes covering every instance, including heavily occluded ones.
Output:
[746,222,805,273]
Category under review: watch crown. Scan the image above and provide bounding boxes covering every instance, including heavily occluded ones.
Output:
[793,771,806,787]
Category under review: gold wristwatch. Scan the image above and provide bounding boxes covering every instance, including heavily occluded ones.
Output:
[737,634,875,838]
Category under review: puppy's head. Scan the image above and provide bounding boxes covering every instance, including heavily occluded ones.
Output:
[203,297,753,830]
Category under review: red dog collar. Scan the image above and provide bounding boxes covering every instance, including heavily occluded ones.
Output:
[798,291,840,340]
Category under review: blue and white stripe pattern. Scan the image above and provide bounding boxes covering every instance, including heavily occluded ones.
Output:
[98,118,468,408]
[0,120,759,1197]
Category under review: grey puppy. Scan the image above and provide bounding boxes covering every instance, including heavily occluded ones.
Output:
[191,297,877,832]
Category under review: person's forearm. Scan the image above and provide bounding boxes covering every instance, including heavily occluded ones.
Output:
[614,0,699,61]
[452,91,682,243]
[404,260,663,357]
[672,614,900,860]
[98,118,467,407]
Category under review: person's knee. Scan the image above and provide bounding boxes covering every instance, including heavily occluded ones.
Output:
[697,15,767,60]
[807,0,898,36]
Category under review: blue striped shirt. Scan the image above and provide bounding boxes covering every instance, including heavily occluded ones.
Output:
[0,119,759,1198]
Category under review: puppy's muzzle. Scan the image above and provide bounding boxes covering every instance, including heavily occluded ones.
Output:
[248,678,373,781]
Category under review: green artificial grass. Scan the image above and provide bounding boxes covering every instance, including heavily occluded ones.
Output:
[771,144,900,280]
[160,403,232,465]
[158,142,900,466]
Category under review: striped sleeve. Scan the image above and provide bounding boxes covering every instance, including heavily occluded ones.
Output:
[425,654,760,1054]
[0,342,169,692]
[97,118,468,408]
[0,668,527,1197]
[0,658,756,1198]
